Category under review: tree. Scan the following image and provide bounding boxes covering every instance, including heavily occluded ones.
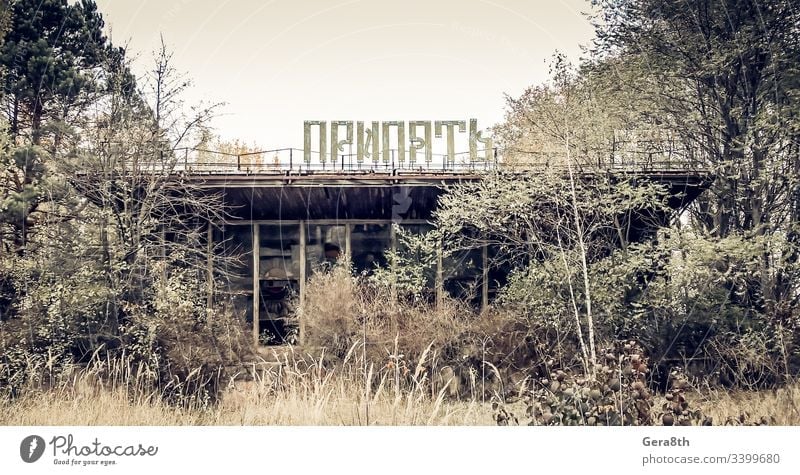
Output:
[65,38,223,328]
[0,1,10,50]
[495,54,647,170]
[431,169,670,372]
[1,0,107,141]
[488,55,680,372]
[0,0,115,252]
[1,39,247,399]
[590,0,800,309]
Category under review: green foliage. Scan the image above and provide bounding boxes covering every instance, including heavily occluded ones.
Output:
[0,143,49,245]
[435,171,669,263]
[0,1,134,250]
[485,10,800,388]
[495,341,717,426]
[0,0,797,413]
[657,369,707,426]
[0,1,9,46]
[590,0,800,296]
[120,264,253,406]
[0,227,110,396]
[0,21,239,404]
[496,341,657,425]
[489,219,799,387]
[1,0,108,137]
[495,53,647,168]
[370,225,437,304]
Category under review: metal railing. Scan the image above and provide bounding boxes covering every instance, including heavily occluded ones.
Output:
[123,138,704,175]
[166,147,501,174]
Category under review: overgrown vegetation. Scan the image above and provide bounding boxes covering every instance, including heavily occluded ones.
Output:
[1,348,797,425]
[0,0,799,425]
[0,0,247,405]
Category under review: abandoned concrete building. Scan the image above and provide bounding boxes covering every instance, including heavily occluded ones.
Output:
[156,122,711,347]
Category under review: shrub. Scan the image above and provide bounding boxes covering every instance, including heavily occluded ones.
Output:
[0,255,254,405]
[301,261,471,362]
[120,264,254,406]
[300,258,592,401]
[498,341,655,425]
[500,228,799,388]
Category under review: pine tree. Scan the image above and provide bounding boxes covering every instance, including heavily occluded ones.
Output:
[0,0,110,251]
[1,0,107,142]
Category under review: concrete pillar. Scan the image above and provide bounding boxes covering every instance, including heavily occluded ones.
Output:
[436,240,443,309]
[481,244,489,313]
[252,223,260,345]
[344,224,352,262]
[206,222,214,314]
[299,222,307,345]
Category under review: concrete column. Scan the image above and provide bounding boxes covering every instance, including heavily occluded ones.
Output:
[436,240,443,309]
[299,222,307,346]
[481,244,489,313]
[252,223,260,345]
[206,222,214,314]
[344,224,352,262]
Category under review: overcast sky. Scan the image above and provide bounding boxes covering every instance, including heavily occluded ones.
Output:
[94,0,596,151]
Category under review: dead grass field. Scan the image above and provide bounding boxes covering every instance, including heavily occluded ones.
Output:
[2,353,799,426]
[0,387,494,426]
[3,381,799,426]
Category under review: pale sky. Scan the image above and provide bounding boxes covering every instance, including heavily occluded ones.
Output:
[94,0,596,151]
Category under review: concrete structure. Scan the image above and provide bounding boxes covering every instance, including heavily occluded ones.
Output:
[163,145,712,346]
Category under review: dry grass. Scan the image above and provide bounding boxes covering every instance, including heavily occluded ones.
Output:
[691,384,800,425]
[300,263,472,363]
[0,383,496,426]
[0,346,494,425]
[3,268,798,426]
[2,346,799,425]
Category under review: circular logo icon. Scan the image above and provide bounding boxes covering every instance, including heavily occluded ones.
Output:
[20,435,45,463]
